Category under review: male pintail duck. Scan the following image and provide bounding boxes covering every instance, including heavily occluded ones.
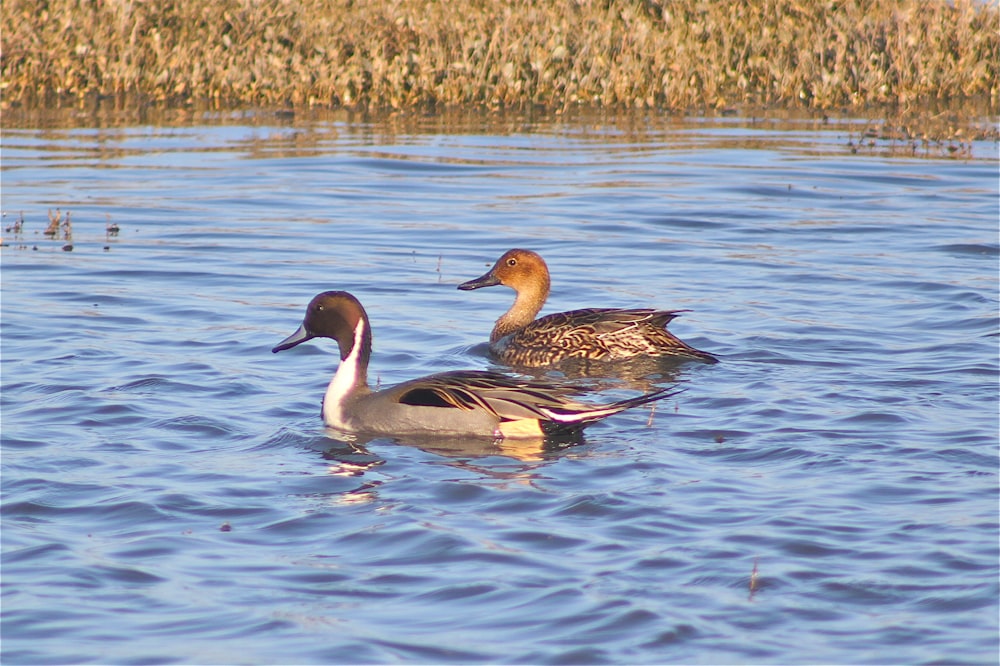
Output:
[457,249,718,367]
[273,291,682,439]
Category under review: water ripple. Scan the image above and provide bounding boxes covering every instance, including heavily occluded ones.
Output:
[2,113,996,665]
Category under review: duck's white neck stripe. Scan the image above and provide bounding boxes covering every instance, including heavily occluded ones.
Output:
[322,319,367,428]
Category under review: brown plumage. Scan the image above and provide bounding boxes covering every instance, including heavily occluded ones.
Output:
[458,249,717,367]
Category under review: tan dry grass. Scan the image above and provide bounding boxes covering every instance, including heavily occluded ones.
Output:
[2,0,997,112]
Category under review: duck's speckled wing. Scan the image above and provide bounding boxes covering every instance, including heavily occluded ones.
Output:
[537,308,683,335]
[502,307,717,365]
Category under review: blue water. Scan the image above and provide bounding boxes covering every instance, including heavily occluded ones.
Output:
[2,109,997,664]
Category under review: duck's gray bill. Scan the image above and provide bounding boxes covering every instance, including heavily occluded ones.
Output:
[457,272,500,290]
[272,324,312,353]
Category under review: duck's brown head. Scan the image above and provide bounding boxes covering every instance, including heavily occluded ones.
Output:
[458,248,551,298]
[272,290,371,362]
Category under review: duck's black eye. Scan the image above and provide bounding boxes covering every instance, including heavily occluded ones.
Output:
[506,258,517,266]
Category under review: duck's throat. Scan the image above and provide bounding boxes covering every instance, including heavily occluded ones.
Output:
[492,291,544,343]
[323,320,370,427]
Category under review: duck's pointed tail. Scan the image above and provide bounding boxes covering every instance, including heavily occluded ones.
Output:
[541,385,685,429]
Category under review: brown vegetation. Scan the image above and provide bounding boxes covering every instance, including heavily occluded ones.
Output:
[2,0,997,113]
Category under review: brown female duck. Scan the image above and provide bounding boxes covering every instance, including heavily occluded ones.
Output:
[458,249,717,367]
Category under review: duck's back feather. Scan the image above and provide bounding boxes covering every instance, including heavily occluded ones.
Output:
[496,308,717,366]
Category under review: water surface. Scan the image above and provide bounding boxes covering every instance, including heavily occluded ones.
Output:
[2,108,997,664]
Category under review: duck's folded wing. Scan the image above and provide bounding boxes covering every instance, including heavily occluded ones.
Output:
[393,370,585,421]
[517,307,717,363]
[532,308,688,336]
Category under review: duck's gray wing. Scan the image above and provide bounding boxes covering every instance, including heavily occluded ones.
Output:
[391,370,584,421]
[393,369,683,426]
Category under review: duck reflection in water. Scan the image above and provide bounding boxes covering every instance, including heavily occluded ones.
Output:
[319,425,588,465]
[307,429,579,505]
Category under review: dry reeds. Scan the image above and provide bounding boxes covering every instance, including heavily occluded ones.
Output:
[2,0,996,112]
